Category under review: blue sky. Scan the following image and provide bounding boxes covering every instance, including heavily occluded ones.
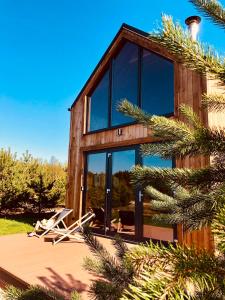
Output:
[0,0,224,163]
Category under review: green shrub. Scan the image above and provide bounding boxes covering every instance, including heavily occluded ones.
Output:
[5,285,64,300]
[0,149,66,212]
[5,285,82,300]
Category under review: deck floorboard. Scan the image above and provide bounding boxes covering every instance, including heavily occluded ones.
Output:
[0,233,124,299]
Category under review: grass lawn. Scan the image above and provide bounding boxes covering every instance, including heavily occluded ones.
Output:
[0,217,34,236]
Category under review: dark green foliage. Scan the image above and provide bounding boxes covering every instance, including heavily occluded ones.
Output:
[212,206,225,253]
[70,290,82,300]
[5,285,23,300]
[89,281,124,300]
[132,164,225,189]
[29,174,55,215]
[202,93,225,111]
[5,285,65,300]
[117,99,151,127]
[112,234,129,260]
[0,148,66,212]
[122,242,225,300]
[0,149,27,210]
[5,285,82,300]
[82,229,134,300]
[148,185,217,230]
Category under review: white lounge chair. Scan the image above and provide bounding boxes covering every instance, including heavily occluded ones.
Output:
[52,211,95,245]
[34,208,73,238]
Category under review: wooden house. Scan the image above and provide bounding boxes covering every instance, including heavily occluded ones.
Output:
[66,23,224,251]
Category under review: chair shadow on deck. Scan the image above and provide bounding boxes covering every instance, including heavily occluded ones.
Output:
[38,267,87,296]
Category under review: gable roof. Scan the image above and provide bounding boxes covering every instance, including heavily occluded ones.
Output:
[70,23,173,109]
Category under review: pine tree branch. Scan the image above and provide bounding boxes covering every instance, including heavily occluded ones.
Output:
[112,235,129,261]
[122,242,225,300]
[118,100,195,140]
[150,115,193,140]
[83,257,103,274]
[141,127,225,158]
[117,99,152,127]
[145,186,175,203]
[202,93,225,111]
[82,228,134,298]
[212,205,225,254]
[150,187,216,230]
[89,281,122,300]
[131,165,178,195]
[179,104,203,129]
[82,228,123,283]
[190,0,225,29]
[131,165,225,190]
[149,15,225,84]
[120,101,225,158]
[131,166,186,189]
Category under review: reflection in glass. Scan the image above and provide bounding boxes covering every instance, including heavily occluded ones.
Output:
[142,50,174,115]
[88,70,109,131]
[112,42,138,126]
[111,150,136,237]
[86,153,106,230]
[142,155,174,241]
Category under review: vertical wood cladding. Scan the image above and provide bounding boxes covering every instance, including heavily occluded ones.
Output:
[66,28,224,251]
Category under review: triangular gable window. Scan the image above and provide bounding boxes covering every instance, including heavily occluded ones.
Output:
[87,41,174,133]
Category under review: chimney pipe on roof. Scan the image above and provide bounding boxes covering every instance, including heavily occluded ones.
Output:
[185,16,201,41]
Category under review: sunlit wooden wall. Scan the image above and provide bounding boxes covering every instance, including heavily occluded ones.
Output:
[66,27,225,251]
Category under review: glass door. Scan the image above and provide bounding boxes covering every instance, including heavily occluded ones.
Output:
[84,147,175,242]
[109,149,136,240]
[84,148,137,239]
[85,152,107,235]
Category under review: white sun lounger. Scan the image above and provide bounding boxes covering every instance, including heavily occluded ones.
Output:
[34,208,73,238]
[52,211,95,245]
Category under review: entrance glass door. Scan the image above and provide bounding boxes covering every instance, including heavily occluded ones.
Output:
[85,152,107,234]
[84,148,136,239]
[110,149,136,239]
[84,147,175,242]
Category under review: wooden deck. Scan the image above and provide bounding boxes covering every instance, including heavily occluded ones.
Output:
[0,233,122,299]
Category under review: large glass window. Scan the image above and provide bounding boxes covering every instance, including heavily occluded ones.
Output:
[111,42,138,126]
[86,42,174,132]
[88,70,109,131]
[141,50,174,115]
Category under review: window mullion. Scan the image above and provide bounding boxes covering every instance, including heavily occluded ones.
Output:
[138,46,142,108]
[109,60,113,128]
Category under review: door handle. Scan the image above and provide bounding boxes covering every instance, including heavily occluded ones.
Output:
[138,191,143,202]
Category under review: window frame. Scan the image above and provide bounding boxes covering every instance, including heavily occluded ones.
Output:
[82,144,177,243]
[86,42,175,134]
[86,67,110,132]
